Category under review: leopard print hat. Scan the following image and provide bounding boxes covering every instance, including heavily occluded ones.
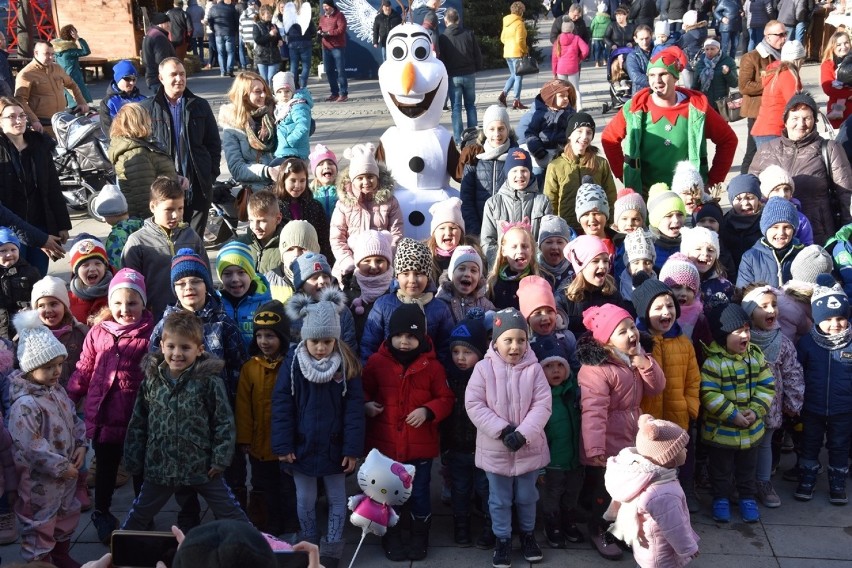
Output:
[393,238,432,276]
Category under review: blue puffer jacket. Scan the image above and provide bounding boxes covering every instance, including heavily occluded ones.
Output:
[713,0,743,32]
[360,292,454,364]
[627,47,652,93]
[150,293,249,399]
[271,344,365,476]
[219,279,272,350]
[796,331,852,416]
[517,95,574,159]
[459,139,515,236]
[748,0,774,29]
[736,239,803,289]
[274,89,313,160]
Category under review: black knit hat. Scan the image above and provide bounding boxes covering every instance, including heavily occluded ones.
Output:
[252,300,290,354]
[694,200,723,226]
[632,273,680,323]
[172,520,276,568]
[783,91,818,122]
[388,303,427,345]
[707,302,750,345]
[450,314,489,358]
[566,112,596,136]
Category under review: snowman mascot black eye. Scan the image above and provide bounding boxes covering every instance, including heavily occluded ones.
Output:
[376,22,461,241]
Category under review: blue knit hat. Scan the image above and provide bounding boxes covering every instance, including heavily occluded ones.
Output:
[811,273,850,324]
[450,313,489,358]
[171,248,214,291]
[759,196,800,235]
[503,147,533,175]
[0,227,21,250]
[291,252,332,291]
[726,174,762,203]
[112,59,137,83]
[531,334,570,369]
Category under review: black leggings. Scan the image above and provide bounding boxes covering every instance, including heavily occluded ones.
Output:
[93,440,142,513]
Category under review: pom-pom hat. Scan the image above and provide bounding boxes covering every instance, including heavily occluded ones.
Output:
[538,214,573,246]
[636,414,690,467]
[707,301,750,345]
[679,226,719,256]
[13,311,68,373]
[613,188,646,224]
[659,252,701,294]
[670,161,705,199]
[583,303,633,344]
[492,307,528,342]
[759,165,795,197]
[576,182,610,220]
[299,299,342,340]
[531,334,570,369]
[647,46,687,79]
[647,184,686,229]
[171,248,214,291]
[309,143,337,174]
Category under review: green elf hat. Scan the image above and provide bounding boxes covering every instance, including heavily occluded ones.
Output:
[647,46,688,80]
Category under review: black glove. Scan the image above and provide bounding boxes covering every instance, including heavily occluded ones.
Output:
[499,425,515,440]
[502,430,527,452]
[532,147,548,161]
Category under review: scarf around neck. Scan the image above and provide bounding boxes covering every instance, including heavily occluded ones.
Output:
[699,53,720,92]
[809,325,852,350]
[750,326,782,362]
[101,315,147,338]
[352,270,393,314]
[70,272,113,302]
[756,41,782,61]
[397,290,434,309]
[476,139,511,161]
[247,106,276,152]
[499,264,531,282]
[677,299,703,339]
[296,342,343,385]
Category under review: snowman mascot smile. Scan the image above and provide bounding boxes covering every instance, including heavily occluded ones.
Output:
[376,22,460,241]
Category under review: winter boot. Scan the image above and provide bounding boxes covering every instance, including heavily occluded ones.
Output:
[543,515,566,549]
[512,99,528,110]
[319,537,344,568]
[91,510,119,546]
[476,515,497,549]
[588,522,622,560]
[247,490,268,531]
[492,537,512,568]
[50,539,81,568]
[453,515,472,547]
[408,514,431,560]
[560,509,584,543]
[498,91,508,107]
[520,531,543,562]
[75,474,91,512]
[232,486,248,512]
[795,464,820,501]
[828,467,849,505]
[382,522,407,562]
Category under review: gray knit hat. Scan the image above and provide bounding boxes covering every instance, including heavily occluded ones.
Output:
[14,310,68,373]
[537,214,573,246]
[492,307,528,342]
[291,252,332,291]
[791,244,833,284]
[575,183,610,220]
[90,184,128,222]
[279,220,321,256]
[300,300,342,340]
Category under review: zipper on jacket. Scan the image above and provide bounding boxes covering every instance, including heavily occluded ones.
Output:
[827,352,831,417]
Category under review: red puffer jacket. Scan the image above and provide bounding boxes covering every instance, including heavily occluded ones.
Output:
[66,311,155,444]
[362,340,454,462]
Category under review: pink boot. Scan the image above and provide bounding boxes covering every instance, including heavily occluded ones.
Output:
[75,474,91,512]
[51,539,81,568]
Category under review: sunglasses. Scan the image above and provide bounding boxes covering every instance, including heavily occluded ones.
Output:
[766,32,787,37]
[121,76,137,83]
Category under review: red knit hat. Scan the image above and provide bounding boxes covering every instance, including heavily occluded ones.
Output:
[518,275,556,319]
[582,303,633,344]
[70,237,108,276]
[636,414,689,467]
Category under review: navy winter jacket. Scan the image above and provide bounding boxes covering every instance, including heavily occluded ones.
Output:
[626,47,652,93]
[459,138,516,235]
[208,2,239,37]
[736,239,803,289]
[518,95,575,160]
[796,332,852,416]
[714,0,743,32]
[748,0,774,29]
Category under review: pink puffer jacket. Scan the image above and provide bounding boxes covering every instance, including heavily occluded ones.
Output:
[66,311,155,444]
[465,345,552,477]
[551,32,589,76]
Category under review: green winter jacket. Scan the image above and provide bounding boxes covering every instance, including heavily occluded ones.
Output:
[543,152,617,232]
[124,353,235,486]
[693,54,738,103]
[700,342,775,450]
[109,136,178,218]
[545,377,581,470]
[237,225,282,275]
[590,14,611,40]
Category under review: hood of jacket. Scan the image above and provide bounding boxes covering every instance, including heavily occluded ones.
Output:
[496,176,540,198]
[141,351,225,385]
[104,82,142,100]
[108,135,168,163]
[605,447,672,503]
[503,13,524,28]
[293,88,314,108]
[51,39,77,53]
[576,332,655,366]
[8,369,62,404]
[336,162,396,207]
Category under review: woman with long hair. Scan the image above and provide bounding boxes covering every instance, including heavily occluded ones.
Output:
[751,40,805,147]
[51,24,93,105]
[218,71,279,191]
[499,1,528,110]
[821,31,852,128]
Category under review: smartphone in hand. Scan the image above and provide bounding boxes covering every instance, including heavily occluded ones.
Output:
[111,531,180,568]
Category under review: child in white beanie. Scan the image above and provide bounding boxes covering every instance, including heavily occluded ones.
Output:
[426,197,466,282]
[272,70,312,161]
[680,226,734,308]
[670,161,709,228]
[89,184,144,270]
[435,244,495,323]
[619,228,657,302]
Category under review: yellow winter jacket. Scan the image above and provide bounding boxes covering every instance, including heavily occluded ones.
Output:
[501,14,527,59]
[236,355,283,461]
[641,332,701,429]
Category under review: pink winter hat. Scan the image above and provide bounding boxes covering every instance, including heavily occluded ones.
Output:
[518,275,556,319]
[582,303,633,344]
[659,252,700,294]
[109,267,147,306]
[564,235,610,275]
[309,143,337,174]
[636,414,689,467]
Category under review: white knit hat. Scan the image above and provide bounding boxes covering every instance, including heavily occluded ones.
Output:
[90,184,128,222]
[758,165,795,197]
[670,161,705,199]
[350,229,393,266]
[344,143,380,179]
[30,275,71,313]
[654,20,670,36]
[272,71,295,93]
[781,40,806,62]
[679,226,719,256]
[430,197,465,234]
[449,245,483,276]
[623,228,656,263]
[13,310,68,373]
[682,10,698,26]
[482,104,510,130]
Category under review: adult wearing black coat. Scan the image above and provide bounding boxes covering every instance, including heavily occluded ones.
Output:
[140,58,221,237]
[372,0,402,61]
[630,0,659,29]
[142,13,177,92]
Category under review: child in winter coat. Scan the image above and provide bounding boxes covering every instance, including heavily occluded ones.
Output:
[266,220,321,304]
[68,237,113,326]
[532,335,583,549]
[236,190,284,276]
[237,300,297,536]
[576,303,665,560]
[122,311,250,531]
[537,215,576,292]
[632,276,701,512]
[343,230,394,340]
[275,297,365,565]
[360,238,454,364]
[576,182,616,257]
[558,235,628,335]
[0,227,40,340]
[740,284,804,509]
[272,71,313,161]
[330,143,403,282]
[486,224,541,311]
[89,184,144,271]
[700,302,775,523]
[9,311,86,565]
[465,308,552,567]
[659,254,713,351]
[778,245,835,345]
[481,148,554,266]
[670,161,711,229]
[65,268,154,545]
[647,184,687,272]
[520,275,580,376]
[758,165,814,246]
[363,304,454,561]
[737,197,803,288]
[619,228,657,303]
[435,246,495,324]
[552,21,589,110]
[590,3,612,67]
[458,105,516,236]
[693,200,738,279]
[680,226,734,309]
[309,144,339,218]
[443,316,492,548]
[610,188,647,278]
[720,174,764,273]
[794,278,852,505]
[517,80,577,187]
[426,197,466,282]
[604,415,699,568]
[274,157,335,264]
[216,241,273,349]
[0,400,16,547]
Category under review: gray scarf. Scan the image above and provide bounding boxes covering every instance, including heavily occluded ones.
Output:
[809,326,852,351]
[295,342,343,385]
[70,272,113,302]
[750,327,782,362]
[476,139,510,161]
[699,53,719,93]
[756,41,781,61]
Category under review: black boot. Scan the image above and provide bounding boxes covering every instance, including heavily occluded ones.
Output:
[453,515,472,547]
[247,490,268,531]
[544,515,566,548]
[408,514,431,560]
[477,515,497,549]
[828,467,848,505]
[560,508,584,543]
[382,523,407,562]
[498,91,507,107]
[795,464,820,501]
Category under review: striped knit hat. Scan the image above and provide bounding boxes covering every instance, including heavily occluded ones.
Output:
[171,248,214,291]
[216,241,267,294]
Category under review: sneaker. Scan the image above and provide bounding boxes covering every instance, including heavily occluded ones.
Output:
[757,480,781,508]
[544,522,566,549]
[562,522,584,543]
[92,510,119,546]
[712,498,730,522]
[739,498,760,523]
[336,95,348,102]
[520,532,542,562]
[492,537,512,568]
[0,512,17,544]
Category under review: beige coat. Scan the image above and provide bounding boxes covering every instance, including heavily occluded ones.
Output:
[14,60,85,124]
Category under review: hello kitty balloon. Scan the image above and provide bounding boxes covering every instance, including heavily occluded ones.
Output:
[348,449,415,538]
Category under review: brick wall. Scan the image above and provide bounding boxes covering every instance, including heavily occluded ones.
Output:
[53,0,139,59]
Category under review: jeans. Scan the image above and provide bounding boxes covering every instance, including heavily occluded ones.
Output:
[238,38,250,69]
[190,36,204,59]
[289,40,313,89]
[445,450,488,517]
[707,444,759,500]
[754,134,779,148]
[748,27,764,51]
[720,29,740,59]
[380,46,387,61]
[788,21,807,43]
[592,39,606,63]
[392,459,432,519]
[208,34,218,66]
[292,470,347,543]
[503,57,523,100]
[800,410,852,470]
[215,34,235,75]
[322,47,348,97]
[448,74,477,145]
[257,63,280,87]
[539,468,583,519]
[486,470,538,539]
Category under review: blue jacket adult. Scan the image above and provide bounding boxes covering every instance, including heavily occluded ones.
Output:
[626,46,652,93]
[517,94,575,161]
[748,0,774,29]
[796,331,852,416]
[679,22,708,64]
[735,238,804,288]
[713,0,743,32]
[458,137,516,235]
[271,344,365,477]
[360,291,454,364]
[219,279,272,350]
[208,1,240,37]
[98,82,146,136]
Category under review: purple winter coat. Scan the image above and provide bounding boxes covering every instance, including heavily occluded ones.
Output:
[66,311,154,444]
[465,345,552,477]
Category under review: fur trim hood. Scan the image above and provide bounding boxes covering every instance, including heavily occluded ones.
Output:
[50,39,78,53]
[335,162,396,207]
[285,287,348,322]
[576,332,655,366]
[141,352,225,383]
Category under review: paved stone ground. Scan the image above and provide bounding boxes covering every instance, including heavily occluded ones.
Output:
[6,18,851,568]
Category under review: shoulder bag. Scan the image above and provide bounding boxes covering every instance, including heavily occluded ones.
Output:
[516,55,539,76]
[716,91,744,123]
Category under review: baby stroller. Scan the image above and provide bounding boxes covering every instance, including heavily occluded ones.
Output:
[601,47,634,114]
[51,108,115,211]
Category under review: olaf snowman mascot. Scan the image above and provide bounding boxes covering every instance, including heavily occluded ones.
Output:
[377,22,460,241]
